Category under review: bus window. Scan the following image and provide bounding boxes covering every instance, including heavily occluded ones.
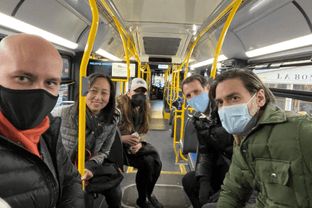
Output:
[62,58,70,78]
[255,66,312,114]
[54,57,71,108]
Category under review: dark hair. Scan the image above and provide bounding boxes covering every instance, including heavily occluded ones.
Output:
[75,73,116,123]
[182,74,208,93]
[209,68,276,104]
[117,93,151,135]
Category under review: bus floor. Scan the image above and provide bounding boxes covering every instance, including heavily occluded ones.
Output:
[94,100,192,208]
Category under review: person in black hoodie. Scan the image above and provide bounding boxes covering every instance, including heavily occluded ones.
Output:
[181,75,234,208]
[0,34,84,208]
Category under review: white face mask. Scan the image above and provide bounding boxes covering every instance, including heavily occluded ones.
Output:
[218,93,257,135]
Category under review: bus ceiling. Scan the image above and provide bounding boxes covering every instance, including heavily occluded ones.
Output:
[0,0,312,67]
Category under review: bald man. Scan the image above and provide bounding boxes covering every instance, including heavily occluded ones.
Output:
[0,34,84,208]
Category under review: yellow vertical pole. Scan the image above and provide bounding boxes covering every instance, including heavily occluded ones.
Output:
[163,69,168,103]
[138,62,142,78]
[173,109,178,163]
[172,65,177,101]
[78,0,99,188]
[167,66,172,108]
[120,81,124,95]
[170,66,174,108]
[211,0,242,78]
[176,67,180,97]
[147,64,151,93]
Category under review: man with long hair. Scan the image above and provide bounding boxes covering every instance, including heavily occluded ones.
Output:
[206,68,312,207]
[117,78,163,208]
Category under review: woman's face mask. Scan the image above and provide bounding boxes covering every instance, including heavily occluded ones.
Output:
[131,94,146,107]
[218,93,258,135]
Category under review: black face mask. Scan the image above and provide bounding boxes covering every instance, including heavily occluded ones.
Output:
[0,85,58,130]
[131,94,146,107]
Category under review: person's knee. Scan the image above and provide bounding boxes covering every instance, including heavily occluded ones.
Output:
[182,171,195,190]
[144,155,162,173]
[202,203,218,208]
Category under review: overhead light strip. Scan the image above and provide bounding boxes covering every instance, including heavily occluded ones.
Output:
[0,12,78,49]
[95,49,121,61]
[246,34,312,58]
[190,55,228,69]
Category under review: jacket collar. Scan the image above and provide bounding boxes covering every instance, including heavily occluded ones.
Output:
[256,103,287,125]
[234,103,287,147]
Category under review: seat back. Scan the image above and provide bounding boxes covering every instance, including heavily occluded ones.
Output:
[107,127,124,169]
[181,117,198,154]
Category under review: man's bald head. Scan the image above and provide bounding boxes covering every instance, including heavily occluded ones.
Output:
[0,34,63,96]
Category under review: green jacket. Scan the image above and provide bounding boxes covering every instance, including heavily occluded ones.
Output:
[217,103,312,208]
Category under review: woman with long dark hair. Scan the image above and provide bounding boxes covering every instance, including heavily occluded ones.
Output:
[117,78,163,208]
[52,73,122,208]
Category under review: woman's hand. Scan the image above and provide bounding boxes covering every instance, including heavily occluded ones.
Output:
[121,135,139,146]
[130,142,142,154]
[81,169,93,181]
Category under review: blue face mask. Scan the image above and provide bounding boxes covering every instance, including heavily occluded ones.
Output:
[218,93,257,135]
[187,91,209,113]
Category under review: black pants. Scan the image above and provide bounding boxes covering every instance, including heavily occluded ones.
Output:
[182,156,229,208]
[85,184,122,208]
[126,147,162,201]
[201,191,257,208]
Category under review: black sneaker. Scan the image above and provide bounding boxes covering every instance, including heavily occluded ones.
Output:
[148,195,164,208]
[136,199,155,208]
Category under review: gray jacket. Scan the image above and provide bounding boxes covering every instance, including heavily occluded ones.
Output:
[51,104,117,165]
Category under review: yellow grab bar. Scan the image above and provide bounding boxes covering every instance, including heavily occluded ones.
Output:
[100,0,130,81]
[99,0,142,81]
[78,0,99,188]
[211,0,242,79]
[183,0,237,78]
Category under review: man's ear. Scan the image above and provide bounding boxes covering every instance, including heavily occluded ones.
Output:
[205,84,210,93]
[126,90,131,97]
[257,89,266,107]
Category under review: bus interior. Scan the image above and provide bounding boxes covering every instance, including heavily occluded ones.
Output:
[1,0,312,207]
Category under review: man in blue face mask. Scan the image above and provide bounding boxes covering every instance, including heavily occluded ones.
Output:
[207,68,312,208]
[0,34,84,207]
[181,74,235,208]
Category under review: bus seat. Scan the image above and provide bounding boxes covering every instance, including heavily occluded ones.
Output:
[107,127,124,170]
[168,109,174,125]
[181,117,198,154]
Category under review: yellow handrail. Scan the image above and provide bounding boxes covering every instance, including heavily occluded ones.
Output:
[211,0,242,78]
[120,81,124,94]
[182,0,237,78]
[173,0,241,163]
[142,63,151,93]
[78,0,99,189]
[100,0,138,82]
[167,66,172,109]
[163,69,168,104]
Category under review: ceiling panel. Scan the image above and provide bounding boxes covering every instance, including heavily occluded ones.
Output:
[236,3,311,51]
[143,37,181,55]
[296,0,312,28]
[112,0,222,25]
[15,0,88,43]
[0,0,20,16]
